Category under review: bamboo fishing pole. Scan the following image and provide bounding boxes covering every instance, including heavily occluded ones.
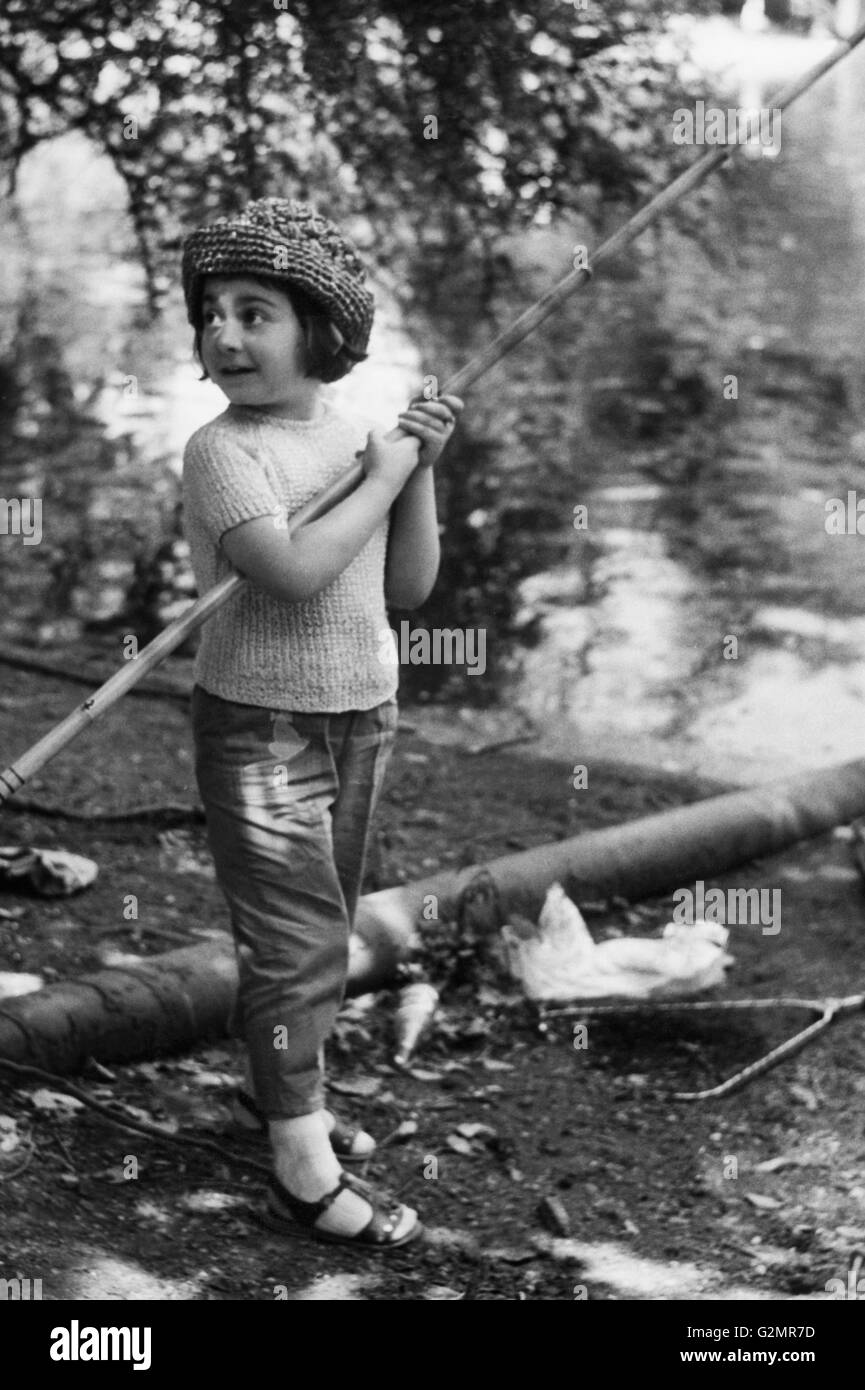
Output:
[2,18,865,806]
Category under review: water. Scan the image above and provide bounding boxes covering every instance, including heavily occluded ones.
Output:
[513,25,865,783]
[2,22,864,786]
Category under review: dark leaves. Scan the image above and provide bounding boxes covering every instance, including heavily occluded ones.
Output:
[0,0,712,305]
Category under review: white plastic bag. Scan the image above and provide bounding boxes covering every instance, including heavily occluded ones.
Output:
[0,846,98,896]
[502,882,734,1002]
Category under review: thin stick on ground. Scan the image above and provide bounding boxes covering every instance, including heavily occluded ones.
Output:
[536,992,865,1100]
[0,1056,271,1178]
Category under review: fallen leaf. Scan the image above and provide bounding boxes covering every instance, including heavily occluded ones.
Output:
[456,1123,497,1141]
[30,1089,84,1118]
[406,1068,443,1083]
[190,1070,236,1089]
[445,1134,475,1155]
[197,1047,234,1067]
[119,1104,159,1126]
[480,1058,515,1073]
[423,1286,464,1300]
[745,1192,782,1211]
[181,1191,245,1213]
[344,993,378,1013]
[99,949,147,968]
[328,1076,382,1099]
[834,1225,865,1241]
[476,987,515,1008]
[537,1195,571,1236]
[380,1120,418,1147]
[0,1115,22,1155]
[458,1020,491,1041]
[753,1154,810,1173]
[83,1059,116,1083]
[134,1201,171,1227]
[149,1115,180,1135]
[102,1166,135,1184]
[750,1244,794,1268]
[789,1083,818,1111]
[485,1246,537,1265]
[407,810,447,828]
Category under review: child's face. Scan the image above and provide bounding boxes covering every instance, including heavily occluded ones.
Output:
[199,276,313,414]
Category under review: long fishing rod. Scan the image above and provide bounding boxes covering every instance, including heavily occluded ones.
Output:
[2,18,865,805]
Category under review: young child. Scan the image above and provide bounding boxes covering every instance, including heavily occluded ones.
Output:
[180,198,463,1248]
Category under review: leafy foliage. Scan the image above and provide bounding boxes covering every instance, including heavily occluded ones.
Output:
[0,0,718,303]
[0,0,723,694]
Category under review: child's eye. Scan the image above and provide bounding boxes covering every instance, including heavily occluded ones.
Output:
[202,309,221,327]
[243,310,266,326]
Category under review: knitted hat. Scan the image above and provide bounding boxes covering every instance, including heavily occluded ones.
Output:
[181,198,375,354]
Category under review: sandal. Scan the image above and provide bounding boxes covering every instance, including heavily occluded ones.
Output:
[265,1169,421,1249]
[327,1115,376,1164]
[232,1091,376,1163]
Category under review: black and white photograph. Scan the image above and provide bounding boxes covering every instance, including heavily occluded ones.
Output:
[1,0,864,1335]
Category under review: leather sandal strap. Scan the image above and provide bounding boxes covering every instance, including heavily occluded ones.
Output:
[329,1117,375,1156]
[269,1172,351,1227]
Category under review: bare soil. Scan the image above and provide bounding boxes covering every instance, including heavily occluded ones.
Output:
[1,657,864,1301]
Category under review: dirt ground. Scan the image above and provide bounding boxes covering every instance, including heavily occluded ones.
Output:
[1,656,865,1301]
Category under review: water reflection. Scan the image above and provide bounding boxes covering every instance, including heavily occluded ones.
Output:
[512,26,865,782]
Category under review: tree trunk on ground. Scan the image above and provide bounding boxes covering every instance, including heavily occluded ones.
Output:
[2,758,864,1074]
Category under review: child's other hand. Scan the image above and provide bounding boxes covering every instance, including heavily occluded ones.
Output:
[396,394,464,469]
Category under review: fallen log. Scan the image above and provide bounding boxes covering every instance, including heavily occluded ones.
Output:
[2,757,864,1074]
[354,755,865,956]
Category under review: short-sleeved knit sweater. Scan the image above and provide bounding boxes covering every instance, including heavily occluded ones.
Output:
[182,401,397,712]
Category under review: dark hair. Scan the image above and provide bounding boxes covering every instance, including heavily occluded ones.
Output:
[191,274,367,384]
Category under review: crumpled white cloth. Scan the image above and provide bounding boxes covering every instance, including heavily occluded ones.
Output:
[502,882,734,1002]
[0,846,98,897]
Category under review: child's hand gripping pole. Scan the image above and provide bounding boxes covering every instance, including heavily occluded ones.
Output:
[0,396,460,807]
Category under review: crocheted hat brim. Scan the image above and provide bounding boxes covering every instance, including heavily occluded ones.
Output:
[181,201,375,354]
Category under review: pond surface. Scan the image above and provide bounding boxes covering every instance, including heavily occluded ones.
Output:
[1,20,864,787]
